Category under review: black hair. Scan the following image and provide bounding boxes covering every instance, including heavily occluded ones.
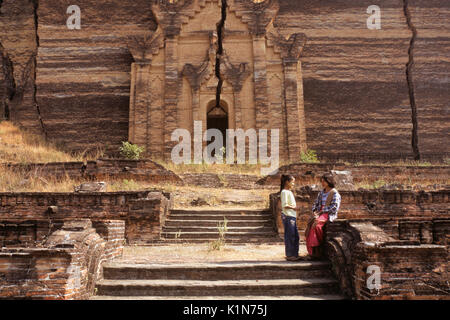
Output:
[280,174,295,193]
[321,173,336,188]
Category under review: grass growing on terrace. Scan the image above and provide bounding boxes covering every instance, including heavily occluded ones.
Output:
[0,167,83,192]
[0,121,448,192]
[351,160,436,167]
[153,160,284,177]
[0,121,103,164]
[0,121,78,164]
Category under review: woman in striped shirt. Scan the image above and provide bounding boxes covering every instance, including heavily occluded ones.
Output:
[305,173,341,260]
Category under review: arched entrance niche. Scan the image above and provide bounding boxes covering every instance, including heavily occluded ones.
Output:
[206,100,229,156]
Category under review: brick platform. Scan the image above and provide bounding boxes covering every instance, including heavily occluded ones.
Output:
[0,219,125,300]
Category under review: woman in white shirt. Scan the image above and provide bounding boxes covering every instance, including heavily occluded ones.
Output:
[280,174,301,261]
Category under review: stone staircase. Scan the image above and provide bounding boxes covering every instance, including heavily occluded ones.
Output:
[92,261,346,300]
[160,209,283,244]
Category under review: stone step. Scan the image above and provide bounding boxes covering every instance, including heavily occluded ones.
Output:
[95,278,340,297]
[164,219,274,227]
[102,261,333,281]
[162,226,275,233]
[167,214,272,221]
[161,231,278,240]
[156,238,284,244]
[90,294,346,300]
[170,209,271,216]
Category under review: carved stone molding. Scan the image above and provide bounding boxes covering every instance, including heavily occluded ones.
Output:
[266,30,307,63]
[219,51,252,129]
[127,27,164,63]
[181,32,217,92]
[219,51,251,93]
[151,0,219,38]
[228,0,279,36]
[182,58,214,92]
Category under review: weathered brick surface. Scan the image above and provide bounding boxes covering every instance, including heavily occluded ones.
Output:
[85,159,183,184]
[91,220,125,261]
[324,220,449,300]
[0,218,125,300]
[0,190,172,244]
[0,248,74,299]
[258,162,450,186]
[317,153,450,164]
[0,0,42,134]
[352,243,448,299]
[180,172,264,189]
[3,159,183,184]
[1,0,448,160]
[0,220,62,247]
[126,192,171,244]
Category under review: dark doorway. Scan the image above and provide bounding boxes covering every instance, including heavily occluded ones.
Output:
[207,101,228,158]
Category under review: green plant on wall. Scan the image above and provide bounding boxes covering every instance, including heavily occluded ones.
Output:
[119,141,144,160]
[215,146,226,163]
[208,217,228,251]
[300,149,319,163]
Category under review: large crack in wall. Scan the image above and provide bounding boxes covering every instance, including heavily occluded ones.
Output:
[214,0,227,109]
[0,0,13,120]
[0,43,15,120]
[403,0,420,160]
[31,0,47,139]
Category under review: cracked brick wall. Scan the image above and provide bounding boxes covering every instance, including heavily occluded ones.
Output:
[0,0,448,160]
[276,0,449,160]
[0,0,42,134]
[407,0,450,158]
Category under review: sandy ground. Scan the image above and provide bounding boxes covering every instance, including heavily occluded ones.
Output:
[117,244,309,264]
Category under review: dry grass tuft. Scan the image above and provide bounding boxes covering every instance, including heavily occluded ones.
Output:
[1,121,448,192]
[0,121,105,164]
[0,121,78,164]
[152,158,292,177]
[354,177,450,190]
[0,166,85,192]
[352,160,439,167]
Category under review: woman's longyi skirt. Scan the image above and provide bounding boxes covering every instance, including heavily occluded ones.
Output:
[305,213,329,255]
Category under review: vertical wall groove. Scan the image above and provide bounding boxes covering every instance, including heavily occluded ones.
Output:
[31,0,47,139]
[214,0,227,109]
[403,0,420,160]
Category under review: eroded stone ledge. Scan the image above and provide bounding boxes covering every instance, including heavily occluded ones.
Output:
[0,190,173,245]
[324,220,449,299]
[0,218,125,300]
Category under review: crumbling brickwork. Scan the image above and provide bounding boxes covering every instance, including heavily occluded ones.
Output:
[0,190,172,244]
[3,159,183,184]
[324,220,449,300]
[0,219,125,300]
[258,162,450,186]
